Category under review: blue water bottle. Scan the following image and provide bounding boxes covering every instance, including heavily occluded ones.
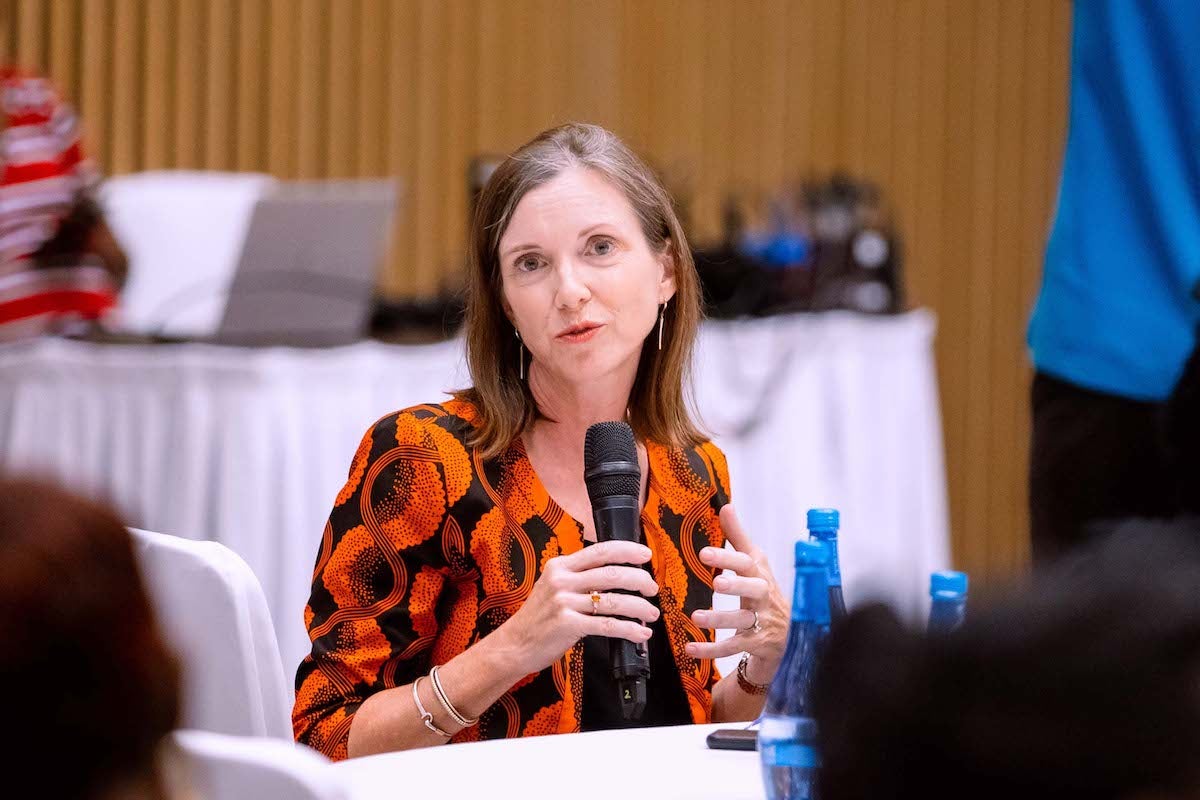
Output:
[806,509,845,623]
[927,570,968,634]
[759,540,831,800]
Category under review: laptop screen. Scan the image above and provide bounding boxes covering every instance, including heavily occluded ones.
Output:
[216,178,399,347]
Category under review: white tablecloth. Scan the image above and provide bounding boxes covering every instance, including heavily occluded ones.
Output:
[0,310,949,681]
[334,722,763,800]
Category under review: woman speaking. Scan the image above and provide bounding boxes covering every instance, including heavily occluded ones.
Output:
[294,123,788,760]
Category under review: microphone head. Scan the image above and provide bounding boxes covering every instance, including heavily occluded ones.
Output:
[583,421,640,504]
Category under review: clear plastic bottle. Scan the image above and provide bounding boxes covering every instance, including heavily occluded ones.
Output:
[759,539,831,800]
[806,509,845,623]
[927,570,968,634]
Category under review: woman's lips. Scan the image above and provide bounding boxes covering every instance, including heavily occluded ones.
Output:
[557,324,602,343]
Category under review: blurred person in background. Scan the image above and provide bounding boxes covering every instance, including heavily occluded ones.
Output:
[0,478,188,799]
[1164,332,1200,511]
[294,123,790,760]
[1027,0,1200,563]
[0,17,128,340]
[811,519,1200,800]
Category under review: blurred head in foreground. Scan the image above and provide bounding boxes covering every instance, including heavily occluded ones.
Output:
[0,478,181,799]
[812,518,1200,800]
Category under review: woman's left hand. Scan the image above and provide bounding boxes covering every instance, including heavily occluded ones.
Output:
[686,504,789,684]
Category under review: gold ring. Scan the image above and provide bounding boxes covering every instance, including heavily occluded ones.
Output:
[589,590,602,615]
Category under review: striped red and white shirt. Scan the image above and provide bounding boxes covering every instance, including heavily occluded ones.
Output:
[0,67,116,340]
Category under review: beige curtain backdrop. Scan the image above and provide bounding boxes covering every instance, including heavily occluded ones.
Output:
[2,0,1071,584]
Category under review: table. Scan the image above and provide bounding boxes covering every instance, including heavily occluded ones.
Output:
[0,310,949,680]
[333,722,764,800]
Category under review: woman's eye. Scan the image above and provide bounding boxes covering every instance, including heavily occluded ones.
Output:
[589,237,616,257]
[516,255,543,272]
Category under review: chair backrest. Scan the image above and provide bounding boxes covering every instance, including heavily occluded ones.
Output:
[100,171,277,337]
[171,729,347,800]
[129,528,293,739]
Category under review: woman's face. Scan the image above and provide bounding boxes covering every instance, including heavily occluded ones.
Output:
[498,166,676,389]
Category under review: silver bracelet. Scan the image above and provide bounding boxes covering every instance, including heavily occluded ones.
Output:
[429,664,479,727]
[412,676,451,738]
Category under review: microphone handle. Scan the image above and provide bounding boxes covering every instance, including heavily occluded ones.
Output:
[592,495,651,720]
[592,494,642,546]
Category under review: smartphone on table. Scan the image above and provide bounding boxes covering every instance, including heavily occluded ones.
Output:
[705,727,758,751]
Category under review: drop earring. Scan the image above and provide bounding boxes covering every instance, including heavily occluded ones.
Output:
[515,330,525,380]
[657,300,668,350]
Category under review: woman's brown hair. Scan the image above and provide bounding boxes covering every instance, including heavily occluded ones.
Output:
[0,478,180,798]
[455,123,705,457]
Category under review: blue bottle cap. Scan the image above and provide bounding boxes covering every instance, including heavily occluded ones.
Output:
[807,508,840,535]
[795,539,829,567]
[930,570,968,596]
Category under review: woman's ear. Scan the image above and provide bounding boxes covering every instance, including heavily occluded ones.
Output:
[498,281,516,326]
[658,238,678,303]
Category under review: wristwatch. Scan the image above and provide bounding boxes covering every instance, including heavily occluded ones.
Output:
[736,652,770,695]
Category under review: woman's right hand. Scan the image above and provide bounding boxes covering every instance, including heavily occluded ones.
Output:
[497,540,660,676]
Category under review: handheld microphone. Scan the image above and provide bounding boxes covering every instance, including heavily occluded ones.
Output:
[583,420,650,721]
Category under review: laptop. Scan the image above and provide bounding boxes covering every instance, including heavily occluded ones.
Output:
[213,178,399,347]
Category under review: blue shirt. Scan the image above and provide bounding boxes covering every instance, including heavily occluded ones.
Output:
[1029,0,1200,402]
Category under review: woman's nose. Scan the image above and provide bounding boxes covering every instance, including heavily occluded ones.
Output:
[553,261,591,309]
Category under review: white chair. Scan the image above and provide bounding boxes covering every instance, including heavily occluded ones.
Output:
[100,171,277,337]
[172,729,347,800]
[130,527,293,739]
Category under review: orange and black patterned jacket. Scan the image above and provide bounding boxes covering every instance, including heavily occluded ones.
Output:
[293,399,731,760]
